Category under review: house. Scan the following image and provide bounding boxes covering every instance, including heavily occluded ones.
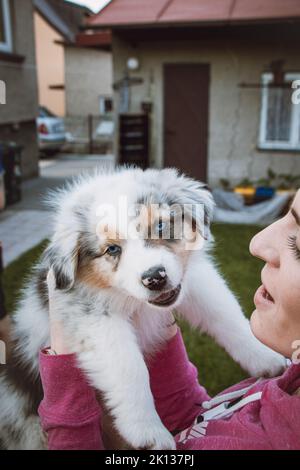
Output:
[0,0,39,179]
[34,0,91,117]
[64,29,112,118]
[34,0,113,119]
[88,0,300,186]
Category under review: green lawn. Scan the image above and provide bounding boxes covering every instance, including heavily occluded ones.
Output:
[3,224,264,396]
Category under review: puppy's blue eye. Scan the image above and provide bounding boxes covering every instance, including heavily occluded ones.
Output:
[106,245,121,256]
[156,221,166,233]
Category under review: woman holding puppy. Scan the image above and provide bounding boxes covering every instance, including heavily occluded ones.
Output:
[38,191,300,450]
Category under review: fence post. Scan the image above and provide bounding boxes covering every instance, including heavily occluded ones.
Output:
[88,114,93,154]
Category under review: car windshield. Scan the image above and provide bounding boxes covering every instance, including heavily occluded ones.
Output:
[39,106,57,118]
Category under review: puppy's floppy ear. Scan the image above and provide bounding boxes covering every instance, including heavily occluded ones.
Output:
[175,176,215,240]
[43,231,79,291]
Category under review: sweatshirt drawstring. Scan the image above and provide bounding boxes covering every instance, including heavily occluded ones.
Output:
[201,378,262,410]
[178,386,262,444]
[200,391,262,422]
[177,379,263,444]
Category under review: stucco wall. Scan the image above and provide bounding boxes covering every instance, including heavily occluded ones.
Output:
[65,46,112,116]
[112,34,300,186]
[0,0,39,179]
[34,11,65,117]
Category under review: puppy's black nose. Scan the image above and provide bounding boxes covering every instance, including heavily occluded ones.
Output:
[141,265,167,291]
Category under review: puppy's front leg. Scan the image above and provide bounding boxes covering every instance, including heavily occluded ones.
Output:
[75,313,175,450]
[178,255,286,377]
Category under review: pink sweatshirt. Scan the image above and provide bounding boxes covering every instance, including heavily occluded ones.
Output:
[38,329,300,450]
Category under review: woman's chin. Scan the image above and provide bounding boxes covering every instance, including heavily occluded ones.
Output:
[250,309,285,356]
[250,309,269,345]
[250,309,260,336]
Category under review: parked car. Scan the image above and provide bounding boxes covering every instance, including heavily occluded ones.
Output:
[37,106,67,156]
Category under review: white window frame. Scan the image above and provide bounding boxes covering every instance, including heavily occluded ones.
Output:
[259,72,300,151]
[0,0,12,53]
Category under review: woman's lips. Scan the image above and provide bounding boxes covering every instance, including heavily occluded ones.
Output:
[254,284,275,308]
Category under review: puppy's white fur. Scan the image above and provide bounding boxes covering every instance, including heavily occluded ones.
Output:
[0,166,285,450]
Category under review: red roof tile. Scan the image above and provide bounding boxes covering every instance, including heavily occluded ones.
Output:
[231,0,300,21]
[88,0,168,27]
[88,0,300,28]
[159,0,234,23]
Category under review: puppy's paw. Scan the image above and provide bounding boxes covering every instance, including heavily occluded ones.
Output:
[120,420,176,450]
[245,343,287,378]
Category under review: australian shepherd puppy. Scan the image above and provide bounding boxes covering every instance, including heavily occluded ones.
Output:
[0,166,284,450]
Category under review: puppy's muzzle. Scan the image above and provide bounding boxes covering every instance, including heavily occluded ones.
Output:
[141,265,167,291]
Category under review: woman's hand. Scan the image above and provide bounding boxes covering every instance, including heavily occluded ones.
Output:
[46,269,70,355]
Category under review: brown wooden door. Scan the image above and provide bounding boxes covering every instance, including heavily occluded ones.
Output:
[164,64,210,182]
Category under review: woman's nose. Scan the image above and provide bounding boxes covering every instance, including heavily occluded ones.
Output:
[249,224,280,267]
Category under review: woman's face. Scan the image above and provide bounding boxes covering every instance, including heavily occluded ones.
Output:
[250,190,300,359]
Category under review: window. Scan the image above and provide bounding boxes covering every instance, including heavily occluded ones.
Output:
[0,0,12,53]
[99,96,113,115]
[259,72,300,151]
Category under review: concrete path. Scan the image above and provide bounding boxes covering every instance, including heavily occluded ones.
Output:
[0,154,114,266]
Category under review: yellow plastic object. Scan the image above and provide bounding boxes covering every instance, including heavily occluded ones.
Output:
[234,186,256,197]
[234,186,255,204]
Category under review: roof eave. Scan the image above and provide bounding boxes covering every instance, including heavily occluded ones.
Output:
[85,16,300,31]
